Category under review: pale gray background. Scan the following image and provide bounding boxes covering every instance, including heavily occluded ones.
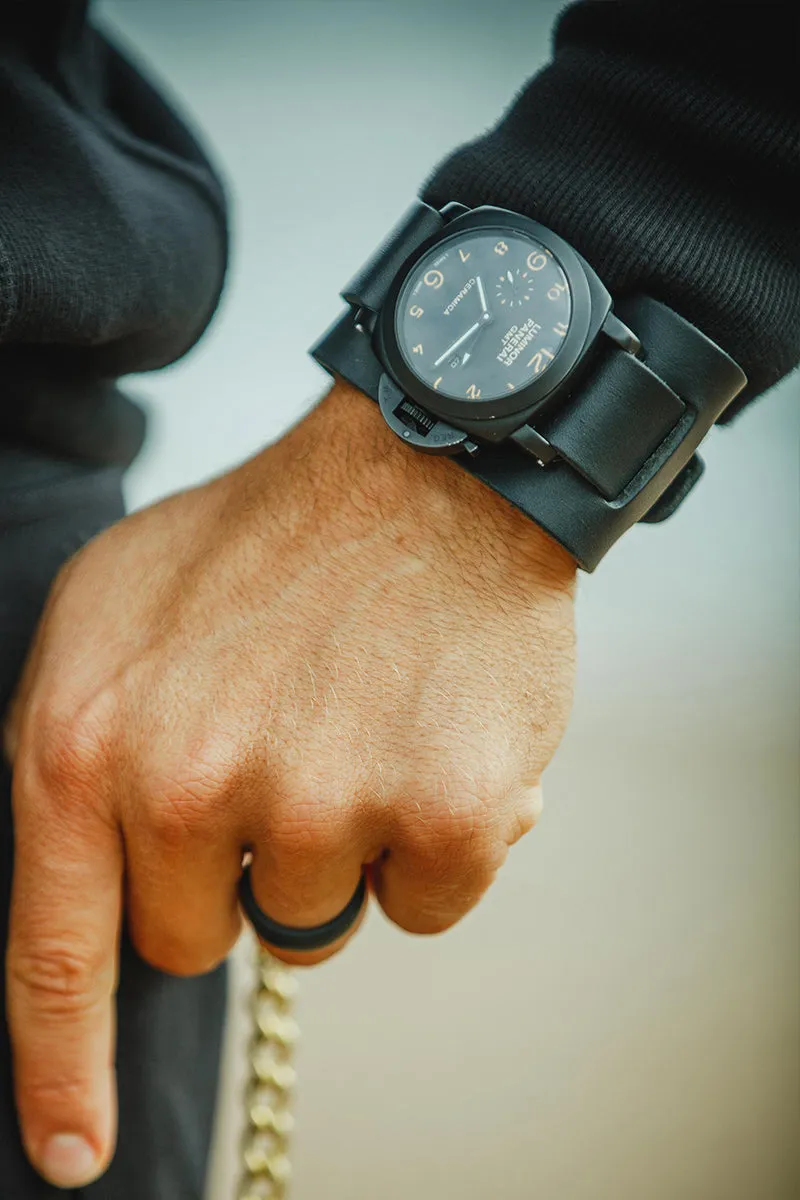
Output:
[98,3,800,1198]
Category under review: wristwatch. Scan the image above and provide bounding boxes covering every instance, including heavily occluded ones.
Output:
[311,201,747,569]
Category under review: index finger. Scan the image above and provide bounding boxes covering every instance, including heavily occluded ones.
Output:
[6,758,123,1189]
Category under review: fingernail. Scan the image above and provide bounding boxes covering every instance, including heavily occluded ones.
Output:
[40,1133,100,1188]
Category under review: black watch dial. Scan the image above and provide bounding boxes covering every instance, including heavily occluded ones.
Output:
[394,228,573,403]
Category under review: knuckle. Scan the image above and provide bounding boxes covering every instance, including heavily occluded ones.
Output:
[394,755,522,879]
[401,796,498,877]
[266,792,348,866]
[10,942,106,1019]
[508,784,544,842]
[143,758,233,845]
[32,689,119,799]
[143,789,209,847]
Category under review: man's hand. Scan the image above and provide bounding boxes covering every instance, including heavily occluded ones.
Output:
[2,381,576,1188]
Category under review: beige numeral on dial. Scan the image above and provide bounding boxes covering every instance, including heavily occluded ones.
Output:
[458,248,471,263]
[412,343,423,354]
[553,321,568,337]
[409,304,424,318]
[424,269,444,289]
[547,283,567,301]
[527,252,548,271]
[494,241,509,256]
[466,384,482,399]
[528,348,555,374]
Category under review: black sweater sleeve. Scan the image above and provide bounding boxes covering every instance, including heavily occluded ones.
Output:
[423,0,800,417]
[0,0,228,468]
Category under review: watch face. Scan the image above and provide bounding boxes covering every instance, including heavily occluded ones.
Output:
[394,228,573,403]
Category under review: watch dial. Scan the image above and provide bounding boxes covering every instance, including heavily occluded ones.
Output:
[395,228,572,402]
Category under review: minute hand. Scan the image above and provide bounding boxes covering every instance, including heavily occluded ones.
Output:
[434,321,482,368]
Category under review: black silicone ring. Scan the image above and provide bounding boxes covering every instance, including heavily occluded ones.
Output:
[238,866,367,952]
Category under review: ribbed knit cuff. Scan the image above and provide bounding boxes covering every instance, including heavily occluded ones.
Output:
[422,0,800,415]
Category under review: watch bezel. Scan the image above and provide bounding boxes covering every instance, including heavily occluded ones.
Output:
[376,207,595,424]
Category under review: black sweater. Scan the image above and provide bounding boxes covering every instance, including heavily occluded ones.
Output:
[0,0,797,470]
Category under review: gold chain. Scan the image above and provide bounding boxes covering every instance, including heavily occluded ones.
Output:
[238,946,299,1200]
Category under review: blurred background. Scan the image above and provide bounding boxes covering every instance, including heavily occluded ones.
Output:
[98,3,800,1198]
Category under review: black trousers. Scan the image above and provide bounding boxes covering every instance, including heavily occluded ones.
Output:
[0,448,225,1200]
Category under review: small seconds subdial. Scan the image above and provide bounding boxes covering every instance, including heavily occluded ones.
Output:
[395,228,572,402]
[495,267,532,309]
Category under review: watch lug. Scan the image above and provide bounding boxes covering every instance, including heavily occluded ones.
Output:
[510,425,557,466]
[353,306,377,336]
[451,411,526,444]
[443,401,563,447]
[439,201,471,223]
[601,310,642,357]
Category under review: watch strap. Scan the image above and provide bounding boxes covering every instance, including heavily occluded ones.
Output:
[538,345,687,500]
[640,452,705,524]
[533,288,748,504]
[342,201,444,313]
[460,296,745,566]
[314,303,384,398]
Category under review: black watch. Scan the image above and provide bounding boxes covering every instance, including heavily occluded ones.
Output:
[311,201,746,570]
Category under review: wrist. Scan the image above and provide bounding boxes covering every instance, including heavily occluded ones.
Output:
[286,380,577,592]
